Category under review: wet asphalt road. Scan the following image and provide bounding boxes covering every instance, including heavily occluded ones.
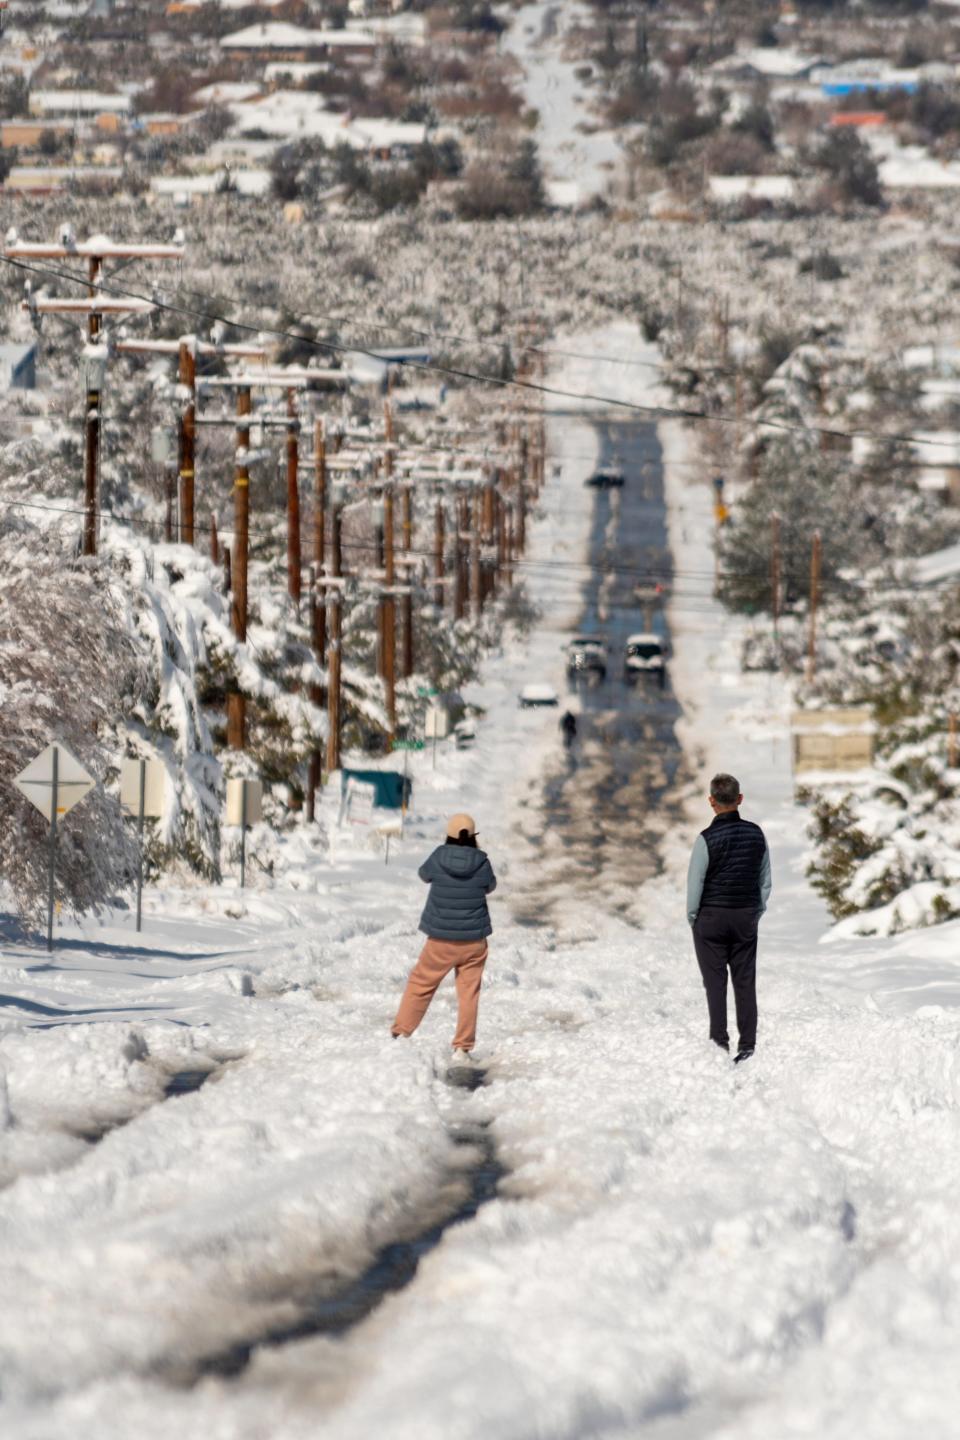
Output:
[511,418,686,927]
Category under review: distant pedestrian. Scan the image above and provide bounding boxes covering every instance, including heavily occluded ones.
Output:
[686,773,771,1064]
[391,813,497,1057]
[560,710,578,748]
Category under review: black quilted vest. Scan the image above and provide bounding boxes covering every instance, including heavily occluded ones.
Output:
[700,811,766,910]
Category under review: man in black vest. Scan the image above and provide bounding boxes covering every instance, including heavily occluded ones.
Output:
[686,772,771,1064]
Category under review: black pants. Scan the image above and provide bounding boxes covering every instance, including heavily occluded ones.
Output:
[692,906,758,1051]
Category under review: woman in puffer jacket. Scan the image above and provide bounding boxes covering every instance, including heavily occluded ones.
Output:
[391,812,497,1058]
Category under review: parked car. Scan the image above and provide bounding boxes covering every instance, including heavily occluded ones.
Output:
[585,465,625,489]
[566,636,607,681]
[624,633,666,687]
[519,682,560,709]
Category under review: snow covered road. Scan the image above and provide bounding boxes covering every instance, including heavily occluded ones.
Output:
[4,328,960,1438]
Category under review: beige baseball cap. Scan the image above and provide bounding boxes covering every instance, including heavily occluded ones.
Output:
[446,812,477,838]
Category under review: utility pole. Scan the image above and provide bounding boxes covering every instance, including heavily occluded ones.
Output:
[306,564,321,822]
[178,339,197,547]
[286,387,301,605]
[326,498,344,775]
[806,530,822,685]
[770,511,781,653]
[115,335,267,552]
[401,482,414,678]
[454,492,468,620]
[434,493,445,610]
[5,233,185,557]
[382,479,397,743]
[312,418,327,690]
[470,487,482,620]
[228,385,251,750]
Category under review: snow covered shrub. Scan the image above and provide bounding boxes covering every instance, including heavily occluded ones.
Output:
[0,521,146,926]
[806,794,882,920]
[105,534,225,878]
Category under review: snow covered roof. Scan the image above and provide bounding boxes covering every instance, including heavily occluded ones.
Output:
[29,89,132,116]
[229,91,425,150]
[900,541,960,587]
[193,81,263,105]
[712,47,822,79]
[150,169,271,198]
[221,23,375,50]
[708,175,796,203]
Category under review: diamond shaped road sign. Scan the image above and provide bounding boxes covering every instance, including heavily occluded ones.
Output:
[14,743,95,822]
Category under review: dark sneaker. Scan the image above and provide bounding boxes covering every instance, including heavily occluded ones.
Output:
[734,1047,755,1065]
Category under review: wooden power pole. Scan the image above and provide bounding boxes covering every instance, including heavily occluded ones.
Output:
[227,385,252,750]
[5,234,185,557]
[806,530,822,685]
[286,387,301,605]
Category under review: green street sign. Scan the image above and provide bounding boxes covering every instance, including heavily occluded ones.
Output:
[393,740,425,751]
[416,686,437,698]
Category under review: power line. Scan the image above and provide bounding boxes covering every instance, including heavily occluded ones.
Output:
[0,492,940,600]
[5,251,960,454]
[87,253,942,408]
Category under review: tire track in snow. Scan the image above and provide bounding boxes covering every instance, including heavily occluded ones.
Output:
[152,1065,505,1387]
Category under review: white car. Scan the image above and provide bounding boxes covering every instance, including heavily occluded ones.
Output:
[519,682,560,709]
[624,633,666,686]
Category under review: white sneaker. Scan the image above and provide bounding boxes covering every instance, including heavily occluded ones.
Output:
[450,1048,474,1064]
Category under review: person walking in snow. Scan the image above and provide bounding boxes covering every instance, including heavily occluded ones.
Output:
[687,773,771,1064]
[391,813,497,1058]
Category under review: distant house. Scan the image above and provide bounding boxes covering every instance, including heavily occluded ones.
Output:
[192,81,263,107]
[1,164,123,193]
[29,90,132,120]
[228,90,429,156]
[0,342,37,391]
[1,118,72,150]
[829,112,887,129]
[150,169,272,203]
[708,175,796,205]
[710,47,823,84]
[220,23,377,62]
[817,62,920,97]
[867,136,960,191]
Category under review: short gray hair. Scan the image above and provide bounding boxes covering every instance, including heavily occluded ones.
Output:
[710,772,741,806]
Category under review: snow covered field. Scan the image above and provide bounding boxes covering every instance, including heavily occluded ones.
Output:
[4,323,960,1438]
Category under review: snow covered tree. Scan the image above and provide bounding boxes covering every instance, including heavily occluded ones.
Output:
[0,522,148,928]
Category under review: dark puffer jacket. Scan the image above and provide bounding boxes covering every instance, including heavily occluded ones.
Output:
[418,844,497,941]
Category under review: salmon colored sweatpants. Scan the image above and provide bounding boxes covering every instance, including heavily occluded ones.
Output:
[391,937,488,1051]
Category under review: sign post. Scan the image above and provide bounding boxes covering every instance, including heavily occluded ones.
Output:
[14,742,95,951]
[120,757,166,932]
[424,702,449,769]
[47,746,58,954]
[226,778,263,888]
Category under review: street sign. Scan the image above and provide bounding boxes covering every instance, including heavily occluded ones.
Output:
[226,777,263,826]
[13,742,95,951]
[14,743,93,821]
[345,778,376,826]
[120,758,166,933]
[120,757,166,819]
[416,686,437,698]
[226,778,263,890]
[424,705,449,740]
[392,739,425,751]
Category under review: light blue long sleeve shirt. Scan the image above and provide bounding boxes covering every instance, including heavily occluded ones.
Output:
[687,833,771,925]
